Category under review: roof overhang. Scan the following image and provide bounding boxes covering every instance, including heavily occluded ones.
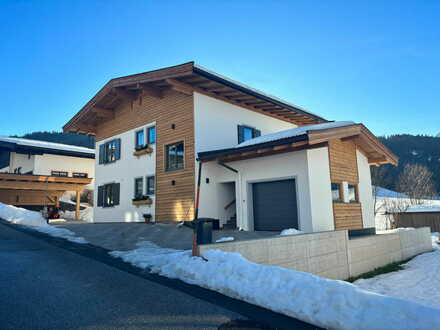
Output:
[198,124,398,166]
[0,141,94,159]
[0,173,92,192]
[63,62,327,135]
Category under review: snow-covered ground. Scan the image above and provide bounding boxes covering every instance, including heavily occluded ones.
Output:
[279,228,304,236]
[111,240,440,330]
[0,202,87,244]
[355,233,440,309]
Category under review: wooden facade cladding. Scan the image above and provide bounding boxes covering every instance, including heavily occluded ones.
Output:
[0,189,64,206]
[328,139,363,230]
[95,89,195,222]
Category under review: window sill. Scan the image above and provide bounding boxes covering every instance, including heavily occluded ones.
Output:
[132,199,153,207]
[133,147,153,157]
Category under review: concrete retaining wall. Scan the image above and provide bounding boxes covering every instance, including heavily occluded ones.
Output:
[198,227,432,280]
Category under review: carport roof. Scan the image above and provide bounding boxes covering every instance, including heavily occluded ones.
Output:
[198,122,398,166]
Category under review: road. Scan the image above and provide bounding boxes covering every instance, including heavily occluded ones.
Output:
[0,222,320,330]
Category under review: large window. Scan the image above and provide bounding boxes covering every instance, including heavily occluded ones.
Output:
[238,125,261,144]
[51,170,68,177]
[97,183,120,208]
[166,141,184,171]
[331,183,342,202]
[147,126,156,144]
[146,175,155,195]
[134,177,144,199]
[135,130,145,149]
[99,139,121,164]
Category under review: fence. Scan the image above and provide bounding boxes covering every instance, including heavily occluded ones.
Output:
[394,212,440,233]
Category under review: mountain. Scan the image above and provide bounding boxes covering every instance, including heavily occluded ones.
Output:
[372,134,440,193]
[14,131,95,149]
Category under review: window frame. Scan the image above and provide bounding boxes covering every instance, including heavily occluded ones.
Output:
[51,170,68,177]
[103,183,115,207]
[165,141,185,172]
[134,177,144,199]
[331,182,343,202]
[146,175,155,195]
[99,138,121,165]
[147,126,156,144]
[238,125,261,144]
[347,184,359,203]
[135,129,146,149]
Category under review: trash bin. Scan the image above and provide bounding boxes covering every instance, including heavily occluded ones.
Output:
[195,218,213,244]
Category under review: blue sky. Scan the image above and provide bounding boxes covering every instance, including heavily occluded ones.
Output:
[0,0,439,137]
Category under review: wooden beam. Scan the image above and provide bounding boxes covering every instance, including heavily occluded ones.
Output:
[92,106,114,119]
[0,181,84,191]
[141,84,163,98]
[165,79,193,96]
[112,87,139,101]
[0,173,92,184]
[75,190,80,220]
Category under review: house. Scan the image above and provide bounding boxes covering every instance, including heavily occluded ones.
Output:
[63,62,397,232]
[0,136,94,216]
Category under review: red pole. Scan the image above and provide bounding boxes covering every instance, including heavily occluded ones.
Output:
[192,160,203,256]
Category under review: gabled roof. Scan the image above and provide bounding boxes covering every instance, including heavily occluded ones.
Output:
[0,136,95,159]
[63,62,327,134]
[198,122,398,166]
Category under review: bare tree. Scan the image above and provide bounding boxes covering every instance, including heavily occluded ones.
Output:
[397,163,438,204]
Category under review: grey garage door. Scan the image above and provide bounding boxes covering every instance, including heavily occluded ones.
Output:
[252,179,298,231]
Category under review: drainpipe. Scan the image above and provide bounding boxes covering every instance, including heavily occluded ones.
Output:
[192,159,203,256]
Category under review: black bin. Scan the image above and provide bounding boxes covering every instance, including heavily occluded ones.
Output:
[195,218,213,244]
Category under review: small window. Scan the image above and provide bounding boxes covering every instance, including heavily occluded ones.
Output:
[51,170,68,177]
[331,183,341,202]
[166,141,184,171]
[134,177,144,199]
[98,183,120,208]
[348,184,358,202]
[73,172,88,178]
[146,176,155,195]
[135,130,145,149]
[238,125,261,144]
[147,126,156,144]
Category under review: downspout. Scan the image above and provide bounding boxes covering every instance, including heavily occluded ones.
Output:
[192,159,203,256]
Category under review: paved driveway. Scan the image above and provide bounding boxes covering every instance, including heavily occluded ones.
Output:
[55,222,276,251]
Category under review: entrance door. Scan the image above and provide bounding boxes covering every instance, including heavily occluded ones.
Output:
[252,179,298,231]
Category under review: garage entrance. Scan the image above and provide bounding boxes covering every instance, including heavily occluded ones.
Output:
[252,179,298,231]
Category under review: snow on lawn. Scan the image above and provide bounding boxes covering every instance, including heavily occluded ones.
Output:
[355,233,440,310]
[111,241,440,330]
[0,202,87,244]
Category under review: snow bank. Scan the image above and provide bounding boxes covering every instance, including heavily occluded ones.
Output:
[0,202,87,244]
[60,207,93,222]
[111,241,440,330]
[432,232,439,250]
[215,236,234,243]
[280,228,304,236]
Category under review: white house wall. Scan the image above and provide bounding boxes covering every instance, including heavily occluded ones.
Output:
[94,123,156,223]
[193,92,296,153]
[9,152,35,174]
[33,153,95,189]
[356,150,375,228]
[306,147,335,232]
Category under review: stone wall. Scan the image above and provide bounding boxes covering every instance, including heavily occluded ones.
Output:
[198,227,432,280]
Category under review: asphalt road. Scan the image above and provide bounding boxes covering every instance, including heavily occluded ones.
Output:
[0,222,320,330]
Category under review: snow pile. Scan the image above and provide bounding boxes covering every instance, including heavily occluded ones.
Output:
[215,236,234,243]
[432,232,439,250]
[60,206,93,222]
[280,228,304,236]
[237,121,355,148]
[377,227,415,234]
[0,202,87,244]
[355,249,440,310]
[111,241,440,329]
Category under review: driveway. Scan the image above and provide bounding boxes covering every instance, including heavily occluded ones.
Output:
[54,222,276,251]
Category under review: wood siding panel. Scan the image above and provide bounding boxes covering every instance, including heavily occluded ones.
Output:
[95,89,195,222]
[332,203,363,230]
[328,139,363,230]
[0,189,63,206]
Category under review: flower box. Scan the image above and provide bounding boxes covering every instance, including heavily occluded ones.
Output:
[132,198,153,207]
[133,146,153,157]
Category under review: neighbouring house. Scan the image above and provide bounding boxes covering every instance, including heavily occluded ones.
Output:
[0,136,94,217]
[63,62,397,232]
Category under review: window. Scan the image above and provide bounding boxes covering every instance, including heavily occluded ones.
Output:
[147,126,156,144]
[99,139,121,164]
[73,172,88,178]
[97,183,120,207]
[146,176,155,195]
[348,184,358,202]
[134,177,144,199]
[331,183,341,202]
[135,130,145,149]
[238,125,261,144]
[51,170,68,177]
[166,141,184,171]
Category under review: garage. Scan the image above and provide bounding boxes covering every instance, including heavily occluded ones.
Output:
[252,179,299,231]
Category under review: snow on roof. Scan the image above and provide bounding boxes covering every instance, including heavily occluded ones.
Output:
[406,205,440,213]
[0,136,94,155]
[236,121,355,148]
[374,186,408,198]
[194,64,324,120]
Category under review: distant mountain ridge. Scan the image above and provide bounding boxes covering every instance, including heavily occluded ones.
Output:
[376,134,440,193]
[13,131,95,149]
